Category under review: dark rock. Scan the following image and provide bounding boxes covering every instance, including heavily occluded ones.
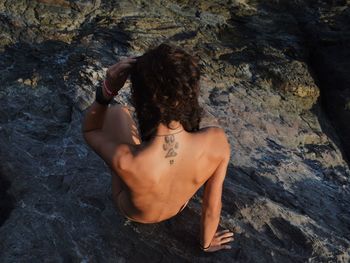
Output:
[0,172,14,227]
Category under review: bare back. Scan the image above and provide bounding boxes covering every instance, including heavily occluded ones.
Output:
[114,127,225,223]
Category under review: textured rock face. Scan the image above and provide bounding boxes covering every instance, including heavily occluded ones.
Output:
[0,1,349,262]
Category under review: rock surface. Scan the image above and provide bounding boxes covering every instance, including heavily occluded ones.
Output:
[0,0,349,262]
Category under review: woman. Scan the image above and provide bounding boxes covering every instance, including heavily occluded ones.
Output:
[82,44,234,252]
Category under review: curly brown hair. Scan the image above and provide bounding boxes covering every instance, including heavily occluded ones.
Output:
[130,43,202,141]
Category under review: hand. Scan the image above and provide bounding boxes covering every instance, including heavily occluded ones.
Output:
[202,229,234,252]
[105,57,137,93]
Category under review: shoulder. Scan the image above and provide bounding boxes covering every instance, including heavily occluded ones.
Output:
[200,127,231,159]
[200,126,229,144]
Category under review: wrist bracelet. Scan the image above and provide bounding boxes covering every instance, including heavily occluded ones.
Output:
[95,84,112,105]
[200,243,211,251]
[103,79,118,97]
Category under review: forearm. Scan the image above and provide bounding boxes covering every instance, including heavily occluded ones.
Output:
[200,203,222,248]
[82,101,109,133]
[82,81,115,133]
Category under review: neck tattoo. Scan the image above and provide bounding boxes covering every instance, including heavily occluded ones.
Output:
[162,134,179,165]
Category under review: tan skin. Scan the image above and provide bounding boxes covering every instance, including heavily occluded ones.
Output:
[82,58,234,252]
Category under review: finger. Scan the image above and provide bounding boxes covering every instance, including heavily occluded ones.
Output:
[215,229,231,236]
[219,232,234,239]
[223,245,232,250]
[220,237,234,244]
[207,245,232,252]
[117,62,133,69]
[128,57,137,63]
[119,57,137,64]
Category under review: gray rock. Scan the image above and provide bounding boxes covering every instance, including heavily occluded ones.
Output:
[0,0,349,262]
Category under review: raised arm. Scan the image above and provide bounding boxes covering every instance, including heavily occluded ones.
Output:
[200,130,233,252]
[82,57,136,166]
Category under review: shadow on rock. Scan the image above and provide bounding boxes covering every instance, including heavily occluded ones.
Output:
[0,171,14,227]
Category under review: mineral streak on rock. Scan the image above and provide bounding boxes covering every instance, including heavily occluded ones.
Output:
[0,0,350,262]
